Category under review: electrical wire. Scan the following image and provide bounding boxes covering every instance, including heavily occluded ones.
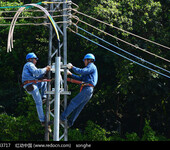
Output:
[2,1,169,78]
[0,8,71,13]
[0,14,69,20]
[7,3,61,52]
[72,16,170,63]
[76,25,170,74]
[0,21,69,26]
[72,9,170,50]
[69,30,170,79]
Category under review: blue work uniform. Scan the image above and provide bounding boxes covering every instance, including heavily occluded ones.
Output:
[60,63,98,127]
[22,62,47,122]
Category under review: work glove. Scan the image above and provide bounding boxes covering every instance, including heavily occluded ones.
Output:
[46,65,51,72]
[67,70,72,75]
[67,63,73,69]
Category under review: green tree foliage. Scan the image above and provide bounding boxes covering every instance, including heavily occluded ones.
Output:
[0,93,44,141]
[141,120,158,141]
[0,0,170,141]
[72,0,170,137]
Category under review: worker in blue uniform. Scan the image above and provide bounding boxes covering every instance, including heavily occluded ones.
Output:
[60,53,98,127]
[22,53,51,126]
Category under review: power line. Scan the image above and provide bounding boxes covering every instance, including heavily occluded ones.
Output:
[0,21,70,26]
[76,25,170,74]
[72,16,170,63]
[72,9,170,50]
[0,8,71,13]
[1,2,169,50]
[2,1,169,78]
[69,29,170,79]
[0,14,69,20]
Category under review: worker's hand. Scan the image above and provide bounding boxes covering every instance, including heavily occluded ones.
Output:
[67,63,73,69]
[67,70,72,75]
[46,65,51,72]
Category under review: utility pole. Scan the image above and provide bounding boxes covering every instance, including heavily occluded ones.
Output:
[63,0,68,141]
[45,0,71,141]
[53,42,61,141]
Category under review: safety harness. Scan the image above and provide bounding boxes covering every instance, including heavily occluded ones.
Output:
[22,78,94,93]
[21,79,52,87]
[67,78,94,92]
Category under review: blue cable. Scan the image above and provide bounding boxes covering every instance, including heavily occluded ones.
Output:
[77,25,170,74]
[74,32,170,79]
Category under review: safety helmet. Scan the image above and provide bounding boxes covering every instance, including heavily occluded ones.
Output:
[26,52,38,60]
[83,53,95,61]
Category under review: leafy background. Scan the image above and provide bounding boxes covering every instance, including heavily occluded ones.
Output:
[0,0,169,141]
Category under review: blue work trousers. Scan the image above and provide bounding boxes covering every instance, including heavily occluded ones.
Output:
[60,86,93,127]
[24,82,47,122]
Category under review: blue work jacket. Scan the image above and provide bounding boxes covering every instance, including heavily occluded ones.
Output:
[71,63,98,87]
[22,62,46,83]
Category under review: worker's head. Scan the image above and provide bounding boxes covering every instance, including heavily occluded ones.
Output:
[83,53,95,66]
[26,52,38,65]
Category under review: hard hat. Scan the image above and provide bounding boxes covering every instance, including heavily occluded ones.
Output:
[83,53,95,61]
[26,53,38,60]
